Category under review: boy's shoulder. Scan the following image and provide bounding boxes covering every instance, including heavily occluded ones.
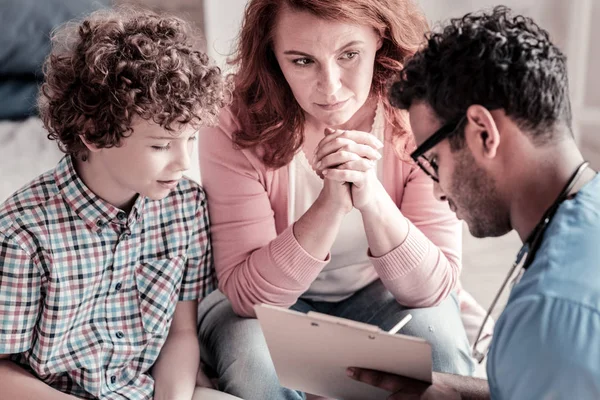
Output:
[142,177,208,221]
[167,177,206,204]
[139,178,209,240]
[0,168,61,235]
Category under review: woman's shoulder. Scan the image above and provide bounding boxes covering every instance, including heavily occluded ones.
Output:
[213,106,242,138]
[201,106,251,151]
[199,106,272,175]
[382,114,417,165]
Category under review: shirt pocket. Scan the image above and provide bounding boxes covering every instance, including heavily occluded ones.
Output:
[134,257,185,335]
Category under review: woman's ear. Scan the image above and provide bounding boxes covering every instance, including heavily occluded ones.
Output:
[376,35,383,51]
[464,105,500,160]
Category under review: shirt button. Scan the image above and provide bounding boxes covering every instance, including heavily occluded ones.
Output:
[115,331,124,339]
[117,211,127,221]
[110,375,117,384]
[115,282,122,291]
[96,219,105,228]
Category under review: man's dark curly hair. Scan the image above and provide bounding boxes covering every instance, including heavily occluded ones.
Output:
[390,6,572,149]
[39,7,227,157]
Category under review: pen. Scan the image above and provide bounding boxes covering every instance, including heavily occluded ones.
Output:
[387,314,412,334]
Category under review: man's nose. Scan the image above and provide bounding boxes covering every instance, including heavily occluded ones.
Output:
[433,180,447,202]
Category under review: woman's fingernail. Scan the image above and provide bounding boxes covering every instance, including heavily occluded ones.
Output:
[316,161,322,169]
[346,368,355,377]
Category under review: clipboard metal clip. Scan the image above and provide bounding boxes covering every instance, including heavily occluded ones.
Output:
[306,311,381,333]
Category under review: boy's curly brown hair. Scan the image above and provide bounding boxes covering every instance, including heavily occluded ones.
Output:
[39,7,227,157]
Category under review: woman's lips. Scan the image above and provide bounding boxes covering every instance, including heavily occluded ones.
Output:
[315,99,348,111]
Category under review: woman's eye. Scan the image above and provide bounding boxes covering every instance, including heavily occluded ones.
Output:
[293,58,312,66]
[342,51,359,60]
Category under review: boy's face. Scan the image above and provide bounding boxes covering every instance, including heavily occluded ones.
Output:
[82,118,197,208]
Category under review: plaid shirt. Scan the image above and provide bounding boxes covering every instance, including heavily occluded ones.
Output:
[0,156,215,399]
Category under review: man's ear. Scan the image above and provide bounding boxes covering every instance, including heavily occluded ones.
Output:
[79,135,101,153]
[464,105,500,160]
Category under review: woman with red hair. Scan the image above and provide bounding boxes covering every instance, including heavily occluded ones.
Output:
[197,1,482,398]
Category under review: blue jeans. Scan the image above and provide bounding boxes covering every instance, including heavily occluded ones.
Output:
[197,280,474,400]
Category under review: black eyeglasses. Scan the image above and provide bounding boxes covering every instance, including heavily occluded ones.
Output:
[410,115,467,182]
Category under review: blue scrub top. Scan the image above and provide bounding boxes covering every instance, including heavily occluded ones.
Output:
[488,173,600,399]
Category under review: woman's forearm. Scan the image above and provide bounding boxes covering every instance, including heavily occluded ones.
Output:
[360,186,409,257]
[360,184,460,307]
[292,189,348,260]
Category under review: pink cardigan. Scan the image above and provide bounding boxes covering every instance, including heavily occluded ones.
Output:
[199,107,467,318]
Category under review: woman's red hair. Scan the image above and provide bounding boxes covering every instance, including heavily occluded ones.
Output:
[230,0,429,168]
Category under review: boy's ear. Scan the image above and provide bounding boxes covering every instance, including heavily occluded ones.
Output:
[464,105,500,160]
[79,135,101,153]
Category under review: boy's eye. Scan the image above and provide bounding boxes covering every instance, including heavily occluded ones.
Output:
[152,143,171,151]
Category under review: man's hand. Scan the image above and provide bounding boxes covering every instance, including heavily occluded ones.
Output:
[347,368,461,400]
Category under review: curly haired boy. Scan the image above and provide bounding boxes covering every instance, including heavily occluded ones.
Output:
[0,7,227,400]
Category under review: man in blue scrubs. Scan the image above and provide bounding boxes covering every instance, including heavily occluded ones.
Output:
[348,6,600,399]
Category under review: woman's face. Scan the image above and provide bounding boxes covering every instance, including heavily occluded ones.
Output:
[272,7,381,129]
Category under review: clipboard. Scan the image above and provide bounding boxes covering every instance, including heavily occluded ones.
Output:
[255,304,432,400]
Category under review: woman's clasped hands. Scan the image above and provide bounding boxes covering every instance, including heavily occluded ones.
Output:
[313,127,385,212]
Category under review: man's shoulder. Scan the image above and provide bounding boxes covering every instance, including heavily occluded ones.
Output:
[519,176,600,303]
[0,169,60,235]
[511,238,600,322]
[555,173,600,233]
[493,293,600,362]
[499,293,600,329]
[489,294,600,398]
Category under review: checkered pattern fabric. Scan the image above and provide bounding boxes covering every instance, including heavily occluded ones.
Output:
[0,156,215,399]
